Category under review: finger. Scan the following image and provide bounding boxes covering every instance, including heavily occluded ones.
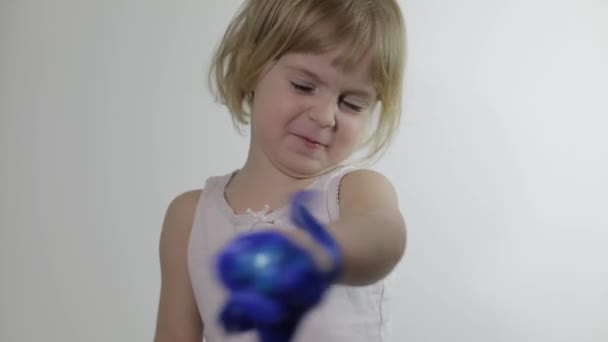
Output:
[267,226,334,272]
[289,191,343,279]
[220,291,287,330]
[289,191,338,252]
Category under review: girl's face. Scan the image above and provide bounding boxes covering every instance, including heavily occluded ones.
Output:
[249,47,377,178]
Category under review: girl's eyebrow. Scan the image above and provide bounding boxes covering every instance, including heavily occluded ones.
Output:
[285,65,325,85]
[285,65,376,100]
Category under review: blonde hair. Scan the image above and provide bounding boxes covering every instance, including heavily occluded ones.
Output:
[209,0,406,163]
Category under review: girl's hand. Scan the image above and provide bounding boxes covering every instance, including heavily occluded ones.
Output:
[268,224,334,274]
[214,190,342,341]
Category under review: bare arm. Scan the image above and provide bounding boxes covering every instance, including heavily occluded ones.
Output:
[278,169,407,286]
[154,190,204,342]
[328,169,407,286]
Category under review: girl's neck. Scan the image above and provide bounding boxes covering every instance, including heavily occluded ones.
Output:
[232,161,312,196]
[224,154,328,215]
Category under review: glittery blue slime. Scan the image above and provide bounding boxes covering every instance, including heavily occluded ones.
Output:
[215,191,342,342]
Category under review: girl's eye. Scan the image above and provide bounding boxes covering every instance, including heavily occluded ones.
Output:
[291,82,314,93]
[340,98,365,112]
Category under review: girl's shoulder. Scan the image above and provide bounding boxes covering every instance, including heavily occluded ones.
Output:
[318,165,390,195]
[163,189,203,235]
[333,168,401,225]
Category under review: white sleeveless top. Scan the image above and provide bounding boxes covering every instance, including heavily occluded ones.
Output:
[187,165,391,342]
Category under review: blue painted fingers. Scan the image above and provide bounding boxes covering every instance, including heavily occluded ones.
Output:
[215,190,342,342]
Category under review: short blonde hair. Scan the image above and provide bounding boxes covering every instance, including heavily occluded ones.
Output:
[209,0,406,162]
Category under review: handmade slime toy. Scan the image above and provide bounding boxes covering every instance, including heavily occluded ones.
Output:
[215,191,342,342]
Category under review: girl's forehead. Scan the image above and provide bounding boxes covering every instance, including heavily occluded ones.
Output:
[299,44,373,67]
[278,49,374,83]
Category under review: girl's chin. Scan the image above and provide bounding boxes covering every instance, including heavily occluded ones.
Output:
[274,156,335,179]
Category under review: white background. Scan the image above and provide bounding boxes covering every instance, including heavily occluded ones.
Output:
[1,0,607,341]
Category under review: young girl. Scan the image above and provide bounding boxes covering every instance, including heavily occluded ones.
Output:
[154,0,407,341]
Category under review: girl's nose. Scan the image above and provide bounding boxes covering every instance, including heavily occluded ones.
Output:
[307,98,337,128]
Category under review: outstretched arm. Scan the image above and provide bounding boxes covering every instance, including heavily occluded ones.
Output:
[325,169,407,286]
[276,169,406,286]
[213,169,406,341]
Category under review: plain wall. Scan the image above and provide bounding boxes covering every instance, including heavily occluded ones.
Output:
[1,0,607,341]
